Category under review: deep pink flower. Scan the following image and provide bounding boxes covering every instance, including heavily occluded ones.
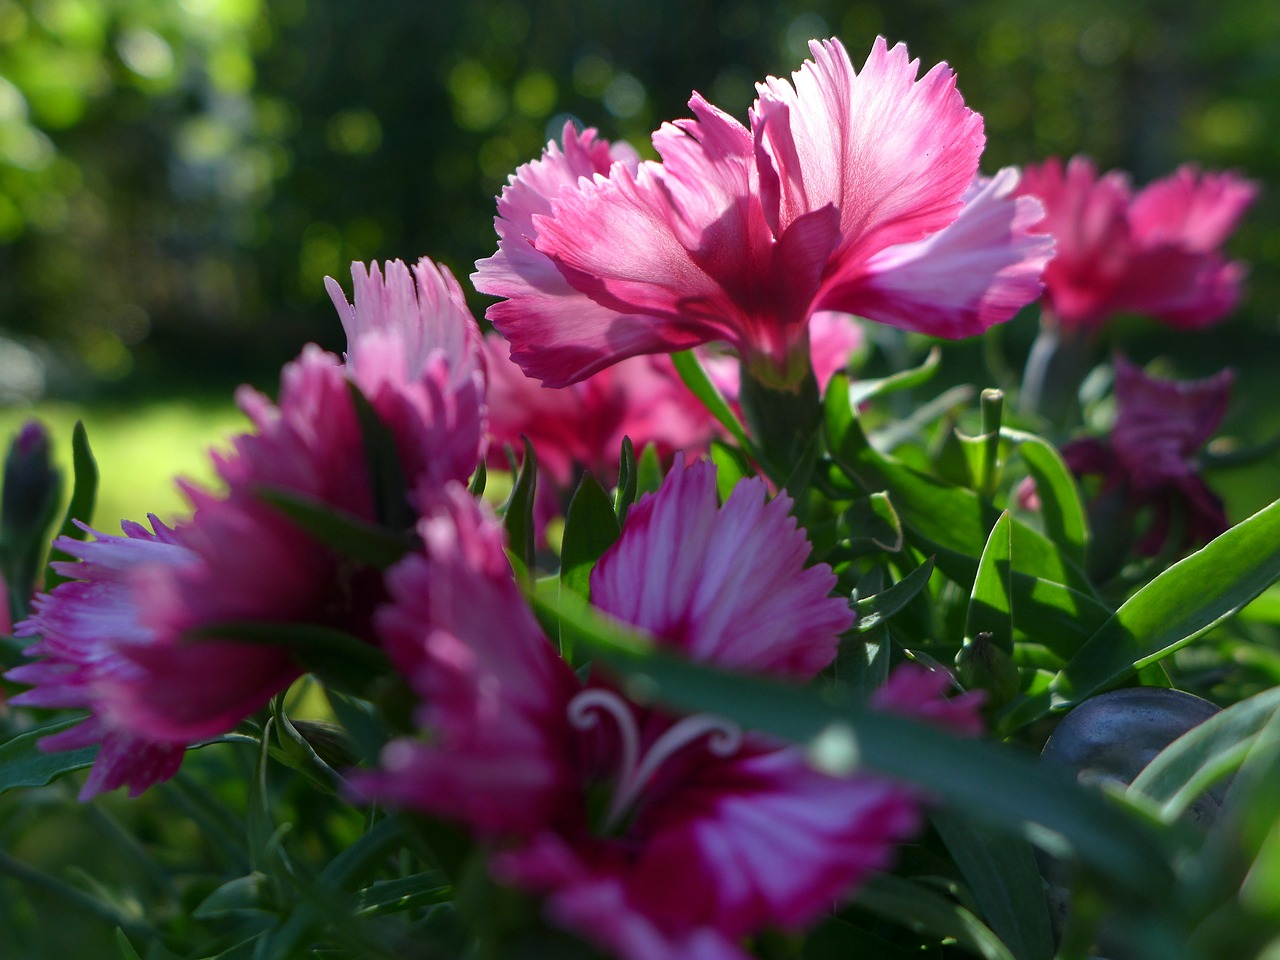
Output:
[1062,357,1234,556]
[9,259,486,798]
[1016,156,1257,331]
[485,335,718,490]
[474,37,1050,390]
[359,459,982,958]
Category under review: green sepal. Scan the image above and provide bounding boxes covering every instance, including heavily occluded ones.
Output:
[44,421,99,592]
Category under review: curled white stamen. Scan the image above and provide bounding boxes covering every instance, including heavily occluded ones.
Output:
[567,688,743,833]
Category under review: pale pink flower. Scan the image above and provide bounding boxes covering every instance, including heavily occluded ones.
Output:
[359,459,982,959]
[474,37,1050,390]
[1016,156,1257,331]
[9,259,486,798]
[1062,357,1234,556]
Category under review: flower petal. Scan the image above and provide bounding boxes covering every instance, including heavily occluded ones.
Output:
[818,168,1052,338]
[591,456,852,678]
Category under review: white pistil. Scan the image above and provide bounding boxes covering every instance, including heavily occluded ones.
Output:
[568,687,743,833]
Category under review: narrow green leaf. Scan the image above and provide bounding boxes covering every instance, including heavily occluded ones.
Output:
[853,557,935,633]
[847,347,941,407]
[670,350,758,458]
[843,492,903,554]
[966,511,1014,653]
[1052,495,1280,708]
[635,442,663,497]
[804,916,921,959]
[45,421,99,590]
[115,929,145,960]
[194,873,272,918]
[468,459,487,496]
[357,871,451,916]
[544,583,1175,895]
[615,436,638,525]
[256,487,412,569]
[932,810,1055,960]
[503,439,538,579]
[1129,687,1280,821]
[851,872,1017,960]
[825,377,1108,657]
[347,381,413,529]
[709,440,752,503]
[560,471,621,601]
[1004,428,1088,568]
[0,718,97,793]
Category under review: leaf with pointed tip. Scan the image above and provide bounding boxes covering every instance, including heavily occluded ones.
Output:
[847,347,941,407]
[851,872,1017,960]
[615,436,638,525]
[0,718,97,793]
[560,471,621,602]
[853,557,934,633]
[843,492,903,554]
[1051,495,1280,709]
[502,439,538,579]
[45,421,98,590]
[966,512,1014,653]
[1004,428,1088,568]
[670,350,757,458]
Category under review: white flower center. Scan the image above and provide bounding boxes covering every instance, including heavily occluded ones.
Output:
[567,687,743,834]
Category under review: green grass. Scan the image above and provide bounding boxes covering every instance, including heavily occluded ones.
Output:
[0,399,248,533]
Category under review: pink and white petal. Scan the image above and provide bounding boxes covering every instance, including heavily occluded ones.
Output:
[355,487,581,836]
[495,122,638,238]
[628,743,920,935]
[591,456,852,678]
[1129,165,1259,251]
[808,311,863,389]
[816,168,1052,338]
[754,37,984,265]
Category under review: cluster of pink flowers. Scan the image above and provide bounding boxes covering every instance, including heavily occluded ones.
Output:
[4,32,1258,958]
[1016,156,1257,333]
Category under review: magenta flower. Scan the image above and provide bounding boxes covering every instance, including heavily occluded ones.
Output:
[485,334,719,490]
[358,459,982,958]
[1016,156,1257,331]
[1062,357,1234,557]
[9,259,487,798]
[474,37,1051,390]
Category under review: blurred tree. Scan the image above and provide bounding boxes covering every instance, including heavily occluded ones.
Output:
[0,0,1275,401]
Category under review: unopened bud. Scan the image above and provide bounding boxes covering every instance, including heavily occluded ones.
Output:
[955,631,1020,709]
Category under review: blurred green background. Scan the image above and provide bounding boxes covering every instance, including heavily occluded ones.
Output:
[1,0,1278,525]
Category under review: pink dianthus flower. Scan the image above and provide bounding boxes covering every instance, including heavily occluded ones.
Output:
[9,258,486,798]
[475,37,1050,390]
[358,458,982,958]
[1016,156,1257,331]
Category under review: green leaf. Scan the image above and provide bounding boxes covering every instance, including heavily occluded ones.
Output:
[709,440,752,503]
[615,436,638,525]
[932,810,1055,960]
[0,718,97,793]
[357,871,451,916]
[560,471,621,602]
[194,873,272,918]
[851,872,1017,960]
[804,916,921,959]
[853,557,934,633]
[44,421,99,590]
[1129,687,1280,821]
[256,487,413,569]
[843,492,903,554]
[966,511,1014,653]
[825,377,1108,657]
[348,381,413,529]
[847,346,941,407]
[115,929,145,960]
[635,442,663,497]
[468,459,487,496]
[670,350,758,459]
[502,438,538,579]
[1004,428,1088,568]
[543,582,1175,896]
[1051,495,1280,708]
